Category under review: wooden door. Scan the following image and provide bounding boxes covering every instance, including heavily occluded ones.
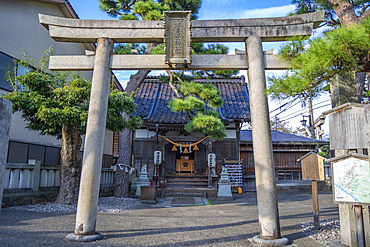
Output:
[164,144,176,173]
[194,143,206,173]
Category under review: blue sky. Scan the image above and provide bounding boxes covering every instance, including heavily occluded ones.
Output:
[69,0,331,134]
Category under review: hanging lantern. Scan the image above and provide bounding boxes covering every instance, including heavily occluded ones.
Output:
[183,147,189,154]
[171,145,177,151]
[193,144,199,151]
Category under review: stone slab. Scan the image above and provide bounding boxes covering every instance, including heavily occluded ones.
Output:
[171,197,195,205]
[39,11,324,43]
[49,54,289,71]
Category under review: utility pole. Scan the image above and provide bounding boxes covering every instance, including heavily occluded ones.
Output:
[308,96,316,139]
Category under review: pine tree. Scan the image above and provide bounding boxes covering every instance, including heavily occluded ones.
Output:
[268,0,370,101]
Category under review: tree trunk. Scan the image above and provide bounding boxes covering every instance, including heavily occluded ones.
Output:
[114,42,155,197]
[55,123,82,205]
[327,0,359,25]
[114,114,132,198]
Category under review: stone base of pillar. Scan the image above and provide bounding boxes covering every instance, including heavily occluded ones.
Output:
[65,232,103,242]
[251,235,290,246]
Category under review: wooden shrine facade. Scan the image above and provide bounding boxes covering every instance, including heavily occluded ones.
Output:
[131,76,250,178]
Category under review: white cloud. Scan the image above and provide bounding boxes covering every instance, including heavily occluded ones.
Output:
[240,4,296,19]
[200,4,296,20]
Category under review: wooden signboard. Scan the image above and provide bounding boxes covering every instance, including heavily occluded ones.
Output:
[324,103,366,149]
[298,152,325,181]
[297,152,326,229]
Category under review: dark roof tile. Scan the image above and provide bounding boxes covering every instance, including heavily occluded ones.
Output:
[133,77,250,124]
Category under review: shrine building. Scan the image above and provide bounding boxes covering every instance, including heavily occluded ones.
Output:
[128,76,250,192]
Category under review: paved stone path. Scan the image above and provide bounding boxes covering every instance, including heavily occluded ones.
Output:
[0,191,338,246]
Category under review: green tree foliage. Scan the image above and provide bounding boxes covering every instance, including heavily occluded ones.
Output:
[99,0,202,20]
[268,0,370,102]
[2,49,142,204]
[100,0,169,20]
[167,75,226,140]
[158,0,202,19]
[113,43,146,54]
[268,19,370,100]
[3,51,142,138]
[317,145,330,158]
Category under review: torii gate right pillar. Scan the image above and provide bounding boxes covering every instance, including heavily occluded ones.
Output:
[246,36,288,244]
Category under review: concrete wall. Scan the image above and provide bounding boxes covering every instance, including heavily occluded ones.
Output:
[0,0,92,69]
[0,0,114,159]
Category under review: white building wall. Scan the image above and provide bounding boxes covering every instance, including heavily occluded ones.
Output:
[0,0,114,157]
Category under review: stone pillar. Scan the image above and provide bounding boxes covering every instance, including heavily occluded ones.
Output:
[246,36,287,245]
[66,37,113,242]
[0,98,12,214]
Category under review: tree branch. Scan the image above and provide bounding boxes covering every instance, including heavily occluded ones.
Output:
[166,70,182,99]
[359,8,370,22]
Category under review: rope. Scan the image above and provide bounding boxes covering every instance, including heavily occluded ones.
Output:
[159,135,209,147]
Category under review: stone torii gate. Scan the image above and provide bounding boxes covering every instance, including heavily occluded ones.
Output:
[39,11,323,244]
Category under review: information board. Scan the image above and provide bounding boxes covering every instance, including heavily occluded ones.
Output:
[332,157,370,204]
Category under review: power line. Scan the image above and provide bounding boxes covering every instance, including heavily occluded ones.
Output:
[281,103,331,121]
[269,97,298,114]
[273,98,302,117]
[276,99,331,120]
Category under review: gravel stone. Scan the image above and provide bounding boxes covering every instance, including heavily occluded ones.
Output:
[9,197,140,213]
[302,218,341,245]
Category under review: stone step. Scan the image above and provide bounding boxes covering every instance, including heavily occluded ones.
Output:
[166,179,208,183]
[166,184,209,188]
[165,192,205,197]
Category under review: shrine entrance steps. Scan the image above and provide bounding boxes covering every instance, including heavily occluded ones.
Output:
[162,173,217,198]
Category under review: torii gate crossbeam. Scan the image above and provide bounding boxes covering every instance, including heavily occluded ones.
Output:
[39,11,324,245]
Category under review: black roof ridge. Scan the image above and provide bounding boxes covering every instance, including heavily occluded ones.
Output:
[143,76,246,85]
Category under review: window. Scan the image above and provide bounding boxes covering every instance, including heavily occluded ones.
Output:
[16,64,31,91]
[0,51,14,92]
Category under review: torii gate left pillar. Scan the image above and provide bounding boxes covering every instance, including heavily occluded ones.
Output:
[39,11,323,245]
[66,37,113,241]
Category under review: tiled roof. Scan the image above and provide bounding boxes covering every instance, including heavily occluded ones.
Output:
[133,76,250,124]
[240,130,328,143]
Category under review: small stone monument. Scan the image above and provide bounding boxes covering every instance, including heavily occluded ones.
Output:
[135,165,150,198]
[217,166,233,201]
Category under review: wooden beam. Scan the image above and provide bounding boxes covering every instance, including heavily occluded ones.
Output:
[49,54,290,71]
[39,11,324,43]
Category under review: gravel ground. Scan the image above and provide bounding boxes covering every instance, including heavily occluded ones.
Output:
[9,197,140,213]
[302,218,341,245]
[7,196,341,246]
